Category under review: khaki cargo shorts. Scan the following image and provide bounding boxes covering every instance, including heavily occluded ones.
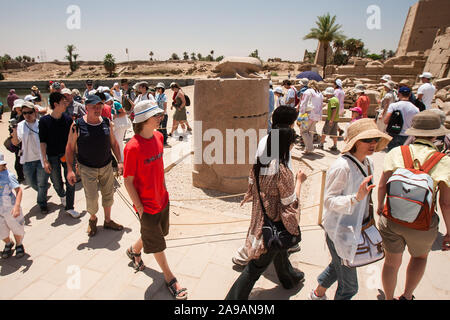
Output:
[378,214,439,257]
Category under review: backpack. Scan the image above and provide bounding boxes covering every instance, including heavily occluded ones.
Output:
[386,110,403,135]
[382,145,446,231]
[292,87,300,107]
[184,94,191,107]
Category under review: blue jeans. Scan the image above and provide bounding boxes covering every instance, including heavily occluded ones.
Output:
[387,134,408,152]
[225,246,301,300]
[317,235,358,300]
[48,155,75,210]
[23,160,48,209]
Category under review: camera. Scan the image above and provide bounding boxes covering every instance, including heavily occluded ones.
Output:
[8,118,18,134]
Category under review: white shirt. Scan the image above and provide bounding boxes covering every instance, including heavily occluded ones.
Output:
[322,154,374,262]
[17,120,43,166]
[299,88,323,122]
[275,95,284,108]
[285,88,296,108]
[112,89,122,103]
[134,92,156,104]
[387,100,420,136]
[334,88,345,115]
[417,82,436,110]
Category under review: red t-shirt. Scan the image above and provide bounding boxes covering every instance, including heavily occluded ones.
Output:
[101,104,112,120]
[355,95,370,118]
[123,131,169,214]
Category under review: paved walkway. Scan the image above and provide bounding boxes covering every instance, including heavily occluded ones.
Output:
[0,101,449,300]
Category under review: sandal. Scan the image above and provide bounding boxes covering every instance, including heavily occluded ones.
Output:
[15,244,25,259]
[396,295,415,300]
[126,246,146,272]
[166,278,188,300]
[104,220,123,231]
[1,242,14,259]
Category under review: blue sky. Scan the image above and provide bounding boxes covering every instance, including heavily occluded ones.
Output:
[0,0,417,62]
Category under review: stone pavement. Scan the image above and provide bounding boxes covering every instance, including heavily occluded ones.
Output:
[0,107,449,300]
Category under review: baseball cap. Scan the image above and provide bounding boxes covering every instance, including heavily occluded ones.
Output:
[350,107,363,116]
[104,93,114,102]
[398,86,411,95]
[52,82,61,89]
[419,72,432,79]
[24,95,38,102]
[335,79,343,88]
[86,80,93,85]
[85,95,103,105]
[61,88,72,95]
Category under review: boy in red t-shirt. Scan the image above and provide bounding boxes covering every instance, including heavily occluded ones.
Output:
[123,100,187,300]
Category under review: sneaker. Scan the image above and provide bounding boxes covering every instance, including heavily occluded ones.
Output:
[287,243,301,254]
[232,256,248,267]
[164,143,172,148]
[179,136,183,141]
[66,209,81,219]
[15,244,25,259]
[60,196,67,207]
[309,289,327,300]
[1,242,14,259]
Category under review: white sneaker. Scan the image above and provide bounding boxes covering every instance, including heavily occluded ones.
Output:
[309,289,327,300]
[60,196,67,207]
[66,209,81,219]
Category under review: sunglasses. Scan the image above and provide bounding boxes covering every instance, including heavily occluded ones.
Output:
[22,111,35,115]
[361,138,380,143]
[153,113,164,118]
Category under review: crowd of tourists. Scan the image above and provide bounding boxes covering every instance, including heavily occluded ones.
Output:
[0,70,449,301]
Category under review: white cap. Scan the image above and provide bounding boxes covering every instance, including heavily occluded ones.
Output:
[132,100,164,124]
[113,82,119,87]
[381,75,391,82]
[274,87,284,95]
[24,95,38,102]
[0,154,6,165]
[300,78,309,86]
[61,88,72,95]
[335,79,343,88]
[323,87,335,96]
[13,99,25,109]
[419,72,432,79]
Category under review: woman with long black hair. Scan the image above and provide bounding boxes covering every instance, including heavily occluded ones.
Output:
[225,127,307,300]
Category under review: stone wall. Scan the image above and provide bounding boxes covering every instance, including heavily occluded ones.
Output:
[397,0,450,56]
[192,79,269,194]
[423,27,450,79]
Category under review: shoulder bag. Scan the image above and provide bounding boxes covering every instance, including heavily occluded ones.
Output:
[342,155,385,267]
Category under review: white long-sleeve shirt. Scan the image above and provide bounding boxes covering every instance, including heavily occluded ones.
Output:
[322,153,373,262]
[299,88,323,122]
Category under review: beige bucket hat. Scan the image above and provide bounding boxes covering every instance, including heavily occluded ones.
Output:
[342,118,392,153]
[405,110,450,137]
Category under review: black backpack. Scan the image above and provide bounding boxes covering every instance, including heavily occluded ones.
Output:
[184,94,191,107]
[386,110,403,135]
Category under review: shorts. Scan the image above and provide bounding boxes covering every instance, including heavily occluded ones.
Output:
[140,203,170,254]
[0,211,25,239]
[378,214,439,257]
[173,108,187,121]
[322,120,338,137]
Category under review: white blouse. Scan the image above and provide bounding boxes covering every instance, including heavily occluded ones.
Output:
[322,153,374,262]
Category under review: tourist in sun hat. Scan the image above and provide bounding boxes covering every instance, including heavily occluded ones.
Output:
[123,100,188,300]
[377,81,396,132]
[155,83,170,146]
[417,72,436,110]
[353,84,370,118]
[83,80,94,101]
[274,87,285,108]
[384,86,420,151]
[319,87,340,152]
[132,81,155,109]
[299,80,324,154]
[309,118,391,300]
[65,94,124,236]
[169,82,192,139]
[120,79,136,113]
[377,110,450,300]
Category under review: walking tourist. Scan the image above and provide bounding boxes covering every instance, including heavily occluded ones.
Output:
[155,83,170,146]
[354,84,370,118]
[0,154,25,259]
[168,82,192,137]
[299,80,323,154]
[282,80,297,109]
[226,128,306,300]
[65,94,124,237]
[377,81,396,132]
[111,99,129,161]
[123,100,188,300]
[39,92,80,217]
[318,87,340,152]
[309,119,391,300]
[417,72,436,110]
[121,79,135,113]
[384,86,419,151]
[377,110,449,300]
[274,87,284,108]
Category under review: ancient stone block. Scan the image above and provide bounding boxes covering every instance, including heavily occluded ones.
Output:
[214,57,262,78]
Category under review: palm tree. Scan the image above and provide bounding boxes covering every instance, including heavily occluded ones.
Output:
[210,50,214,60]
[387,50,395,58]
[183,52,189,60]
[149,51,154,61]
[103,53,116,77]
[65,44,79,72]
[381,49,387,60]
[191,52,197,61]
[304,13,345,77]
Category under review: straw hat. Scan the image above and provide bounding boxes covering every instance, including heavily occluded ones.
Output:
[354,84,366,94]
[31,85,38,91]
[383,82,393,91]
[399,79,411,88]
[342,118,392,153]
[405,110,450,137]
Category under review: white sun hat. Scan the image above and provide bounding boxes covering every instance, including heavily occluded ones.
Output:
[323,87,335,96]
[132,100,164,124]
[24,95,38,102]
[419,72,432,79]
[381,75,391,82]
[13,99,25,109]
[274,87,284,95]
